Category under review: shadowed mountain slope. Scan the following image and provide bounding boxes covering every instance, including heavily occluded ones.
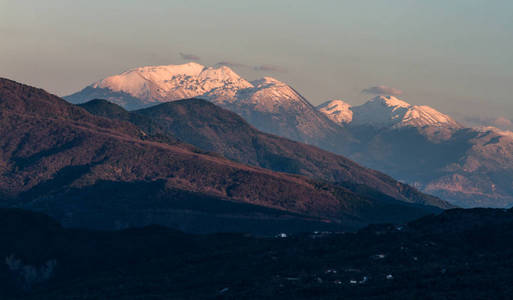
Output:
[317,96,513,208]
[80,98,450,209]
[65,63,350,151]
[67,63,513,208]
[0,78,441,232]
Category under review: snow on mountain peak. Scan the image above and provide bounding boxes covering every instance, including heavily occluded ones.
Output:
[250,76,286,88]
[476,126,513,140]
[199,65,245,82]
[371,95,411,108]
[87,63,254,105]
[317,100,353,124]
[216,76,307,112]
[69,62,314,113]
[317,95,461,129]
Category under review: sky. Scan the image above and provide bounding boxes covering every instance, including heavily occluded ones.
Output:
[1,0,512,126]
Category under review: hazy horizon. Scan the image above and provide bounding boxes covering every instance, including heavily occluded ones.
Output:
[1,0,512,127]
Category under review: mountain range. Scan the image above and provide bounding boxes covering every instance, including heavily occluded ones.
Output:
[319,96,462,129]
[317,97,513,208]
[79,98,447,208]
[66,63,513,208]
[0,77,445,234]
[66,62,347,150]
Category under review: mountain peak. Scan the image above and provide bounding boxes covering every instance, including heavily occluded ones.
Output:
[237,77,305,107]
[66,64,341,145]
[370,95,411,108]
[90,62,207,97]
[197,64,249,85]
[316,95,461,129]
[250,76,285,88]
[317,100,353,124]
[67,63,254,109]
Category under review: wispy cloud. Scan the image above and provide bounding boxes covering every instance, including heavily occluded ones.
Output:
[216,61,287,73]
[253,64,287,73]
[462,115,513,131]
[216,61,250,68]
[494,117,513,129]
[362,85,403,96]
[179,52,201,61]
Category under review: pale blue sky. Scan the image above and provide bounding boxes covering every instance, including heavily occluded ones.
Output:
[1,0,512,121]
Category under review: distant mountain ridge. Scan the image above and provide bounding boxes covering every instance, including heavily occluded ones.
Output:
[66,64,513,208]
[66,63,347,149]
[69,63,252,108]
[79,98,449,209]
[316,97,513,207]
[318,96,462,129]
[0,77,444,233]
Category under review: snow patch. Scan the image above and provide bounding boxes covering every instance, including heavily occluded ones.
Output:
[348,96,461,129]
[317,100,353,124]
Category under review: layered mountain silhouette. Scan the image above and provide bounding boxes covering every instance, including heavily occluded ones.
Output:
[0,78,444,233]
[66,63,347,151]
[66,63,513,207]
[79,98,448,208]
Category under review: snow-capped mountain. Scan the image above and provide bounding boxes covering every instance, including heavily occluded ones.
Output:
[315,96,513,208]
[352,95,461,128]
[66,62,253,109]
[66,62,311,110]
[317,100,353,124]
[66,63,345,147]
[208,76,344,144]
[317,95,461,129]
[66,64,513,208]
